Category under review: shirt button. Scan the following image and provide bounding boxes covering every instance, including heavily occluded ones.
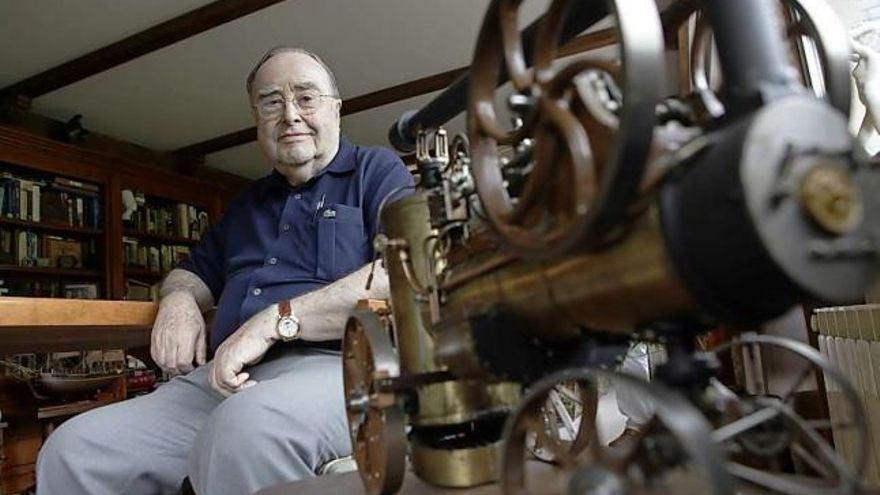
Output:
[294,193,302,199]
[252,288,262,296]
[268,257,278,265]
[282,223,290,232]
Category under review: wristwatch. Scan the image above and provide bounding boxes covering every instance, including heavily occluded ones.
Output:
[275,300,301,342]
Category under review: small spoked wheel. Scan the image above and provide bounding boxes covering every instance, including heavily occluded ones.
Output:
[342,310,406,495]
[709,334,867,495]
[501,368,734,495]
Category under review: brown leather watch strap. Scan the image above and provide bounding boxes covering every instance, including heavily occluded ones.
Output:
[278,299,292,318]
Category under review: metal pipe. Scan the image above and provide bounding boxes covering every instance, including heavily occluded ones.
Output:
[388,1,609,152]
[701,0,795,114]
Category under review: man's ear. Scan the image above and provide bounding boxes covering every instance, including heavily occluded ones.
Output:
[249,97,260,122]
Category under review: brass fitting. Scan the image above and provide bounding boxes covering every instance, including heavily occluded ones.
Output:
[799,164,863,235]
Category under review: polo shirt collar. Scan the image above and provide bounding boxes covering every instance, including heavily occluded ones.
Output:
[323,137,357,174]
[263,135,356,190]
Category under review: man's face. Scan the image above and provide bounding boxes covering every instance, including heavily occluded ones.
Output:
[250,52,341,182]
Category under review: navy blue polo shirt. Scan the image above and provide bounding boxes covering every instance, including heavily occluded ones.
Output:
[179,137,413,348]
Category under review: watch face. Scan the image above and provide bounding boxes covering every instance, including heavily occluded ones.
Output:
[278,317,299,339]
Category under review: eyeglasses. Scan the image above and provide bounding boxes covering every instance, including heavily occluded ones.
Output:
[253,91,338,118]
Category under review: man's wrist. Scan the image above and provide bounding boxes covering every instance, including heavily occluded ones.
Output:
[272,300,302,342]
[260,302,281,342]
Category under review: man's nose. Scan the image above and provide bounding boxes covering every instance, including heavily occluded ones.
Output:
[282,100,303,123]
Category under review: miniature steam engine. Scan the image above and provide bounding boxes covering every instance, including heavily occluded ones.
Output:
[342,0,880,494]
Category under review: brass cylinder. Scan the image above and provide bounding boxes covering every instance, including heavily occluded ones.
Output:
[381,192,437,374]
[415,381,521,426]
[443,211,695,339]
[410,442,499,488]
[382,194,522,429]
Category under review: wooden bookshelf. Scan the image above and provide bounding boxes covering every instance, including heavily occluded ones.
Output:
[0,122,244,495]
[123,267,165,279]
[0,123,244,300]
[0,217,103,236]
[0,265,103,278]
[122,229,199,246]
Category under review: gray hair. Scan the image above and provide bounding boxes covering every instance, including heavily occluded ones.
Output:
[246,46,340,99]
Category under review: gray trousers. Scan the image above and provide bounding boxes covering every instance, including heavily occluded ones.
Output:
[36,346,350,495]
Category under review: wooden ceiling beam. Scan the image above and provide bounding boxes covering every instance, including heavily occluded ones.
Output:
[174,28,618,158]
[1,0,290,98]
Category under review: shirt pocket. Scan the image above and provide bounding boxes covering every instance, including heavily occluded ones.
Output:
[315,204,369,280]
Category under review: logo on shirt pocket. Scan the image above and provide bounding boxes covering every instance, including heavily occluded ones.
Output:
[315,204,368,280]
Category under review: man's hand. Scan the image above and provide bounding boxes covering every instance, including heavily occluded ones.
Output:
[853,39,880,113]
[209,303,278,397]
[150,290,207,376]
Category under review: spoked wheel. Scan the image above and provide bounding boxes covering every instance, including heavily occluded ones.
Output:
[709,334,867,495]
[526,380,598,463]
[781,0,851,115]
[343,310,406,495]
[467,0,664,258]
[680,0,850,122]
[501,368,734,495]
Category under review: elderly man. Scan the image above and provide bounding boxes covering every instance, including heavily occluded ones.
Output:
[36,47,413,495]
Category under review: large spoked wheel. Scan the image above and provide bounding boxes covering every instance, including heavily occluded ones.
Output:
[501,368,734,495]
[783,0,851,115]
[683,0,850,120]
[709,334,867,495]
[343,310,406,495]
[467,0,664,258]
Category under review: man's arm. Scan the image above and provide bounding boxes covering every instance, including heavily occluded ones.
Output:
[160,268,215,313]
[151,268,216,374]
[208,262,389,396]
[853,40,880,152]
[289,262,389,341]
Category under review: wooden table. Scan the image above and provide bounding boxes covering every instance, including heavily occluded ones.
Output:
[0,297,157,354]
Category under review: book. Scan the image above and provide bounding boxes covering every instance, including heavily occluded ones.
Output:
[0,229,13,264]
[124,190,208,240]
[125,278,158,301]
[45,237,83,268]
[63,283,98,299]
[53,177,100,193]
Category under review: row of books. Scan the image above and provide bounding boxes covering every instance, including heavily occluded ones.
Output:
[1,173,102,228]
[123,190,209,241]
[123,237,190,273]
[0,279,100,298]
[0,228,98,268]
[125,278,160,301]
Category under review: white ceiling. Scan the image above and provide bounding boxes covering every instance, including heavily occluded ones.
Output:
[1,0,555,180]
[0,1,872,180]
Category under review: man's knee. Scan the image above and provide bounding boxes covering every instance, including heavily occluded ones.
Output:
[217,395,312,459]
[37,412,114,493]
[195,387,348,472]
[39,414,99,467]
